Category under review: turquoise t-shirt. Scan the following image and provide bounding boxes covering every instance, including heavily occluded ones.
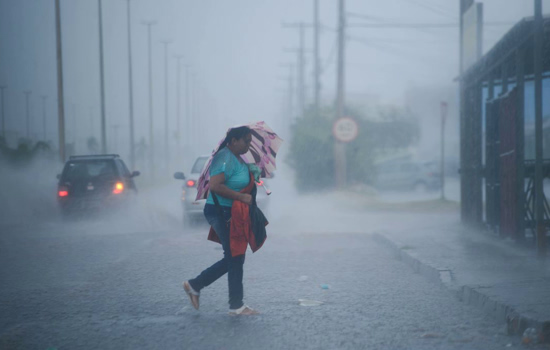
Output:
[206,147,250,207]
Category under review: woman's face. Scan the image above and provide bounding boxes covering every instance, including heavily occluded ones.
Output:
[231,133,252,154]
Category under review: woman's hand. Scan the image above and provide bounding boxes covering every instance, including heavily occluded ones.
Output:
[239,193,253,205]
[210,173,253,205]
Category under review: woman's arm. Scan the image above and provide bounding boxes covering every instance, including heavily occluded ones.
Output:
[209,173,252,205]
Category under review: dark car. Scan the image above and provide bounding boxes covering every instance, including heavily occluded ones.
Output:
[57,154,140,216]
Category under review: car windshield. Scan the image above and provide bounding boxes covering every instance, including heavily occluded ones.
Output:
[191,157,209,174]
[62,160,116,182]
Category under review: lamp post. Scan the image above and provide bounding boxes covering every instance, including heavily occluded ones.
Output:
[142,20,157,178]
[161,40,172,171]
[0,86,6,140]
[126,0,135,169]
[24,91,31,139]
[174,55,183,155]
[41,96,48,141]
[440,101,448,200]
[98,0,107,153]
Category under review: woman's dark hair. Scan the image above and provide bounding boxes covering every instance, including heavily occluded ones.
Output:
[217,126,251,152]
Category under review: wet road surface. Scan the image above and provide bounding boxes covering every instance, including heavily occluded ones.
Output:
[0,206,521,350]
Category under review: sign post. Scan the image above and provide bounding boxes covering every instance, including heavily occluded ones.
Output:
[333,117,359,188]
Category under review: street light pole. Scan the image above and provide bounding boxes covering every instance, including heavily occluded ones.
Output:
[161,40,172,171]
[126,0,135,170]
[440,101,448,200]
[41,96,48,141]
[0,86,6,140]
[55,0,66,162]
[313,0,321,117]
[98,0,107,154]
[23,91,31,139]
[174,55,183,155]
[142,20,157,178]
[184,63,191,167]
[334,0,347,188]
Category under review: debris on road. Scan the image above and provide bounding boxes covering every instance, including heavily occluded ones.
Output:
[298,299,323,307]
[420,333,441,339]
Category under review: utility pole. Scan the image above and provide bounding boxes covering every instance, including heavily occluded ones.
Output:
[23,91,31,139]
[534,0,546,257]
[41,96,47,141]
[142,20,157,178]
[98,0,107,154]
[313,0,321,117]
[334,0,346,188]
[283,22,312,117]
[440,101,448,200]
[298,23,306,116]
[279,63,295,127]
[0,86,6,140]
[161,40,172,171]
[55,0,66,162]
[174,55,183,154]
[126,0,135,170]
[287,65,294,124]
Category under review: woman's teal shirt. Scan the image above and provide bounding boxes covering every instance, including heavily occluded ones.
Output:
[206,147,250,207]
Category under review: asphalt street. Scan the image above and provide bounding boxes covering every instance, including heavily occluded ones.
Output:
[0,201,522,350]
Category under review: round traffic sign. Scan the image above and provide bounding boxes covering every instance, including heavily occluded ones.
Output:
[332,117,359,143]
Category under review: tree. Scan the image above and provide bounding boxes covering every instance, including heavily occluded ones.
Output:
[287,105,419,191]
[87,136,99,154]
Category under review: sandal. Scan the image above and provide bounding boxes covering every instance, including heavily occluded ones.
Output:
[183,281,200,310]
[228,305,259,316]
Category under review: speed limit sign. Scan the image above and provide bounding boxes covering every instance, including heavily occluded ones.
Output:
[332,117,359,143]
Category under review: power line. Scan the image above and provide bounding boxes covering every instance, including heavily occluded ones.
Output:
[346,35,451,66]
[401,0,455,19]
[347,21,514,29]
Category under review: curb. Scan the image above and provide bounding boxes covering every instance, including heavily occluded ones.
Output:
[372,232,550,341]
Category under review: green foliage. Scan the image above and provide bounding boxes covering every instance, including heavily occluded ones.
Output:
[87,136,99,154]
[0,137,54,166]
[287,110,335,191]
[287,105,419,191]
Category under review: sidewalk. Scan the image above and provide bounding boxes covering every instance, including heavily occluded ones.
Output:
[373,221,550,343]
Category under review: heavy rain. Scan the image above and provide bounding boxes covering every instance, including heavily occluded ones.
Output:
[1,1,550,349]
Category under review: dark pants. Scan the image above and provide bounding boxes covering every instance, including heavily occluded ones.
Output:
[188,203,245,310]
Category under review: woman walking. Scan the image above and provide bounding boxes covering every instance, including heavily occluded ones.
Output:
[183,126,264,316]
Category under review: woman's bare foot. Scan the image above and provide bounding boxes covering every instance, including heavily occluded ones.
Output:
[183,281,200,310]
[228,305,259,316]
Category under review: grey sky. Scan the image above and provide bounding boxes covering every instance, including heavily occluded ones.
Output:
[0,0,543,160]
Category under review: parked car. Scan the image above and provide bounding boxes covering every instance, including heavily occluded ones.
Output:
[57,154,139,216]
[374,161,440,192]
[174,155,210,226]
[174,154,272,226]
